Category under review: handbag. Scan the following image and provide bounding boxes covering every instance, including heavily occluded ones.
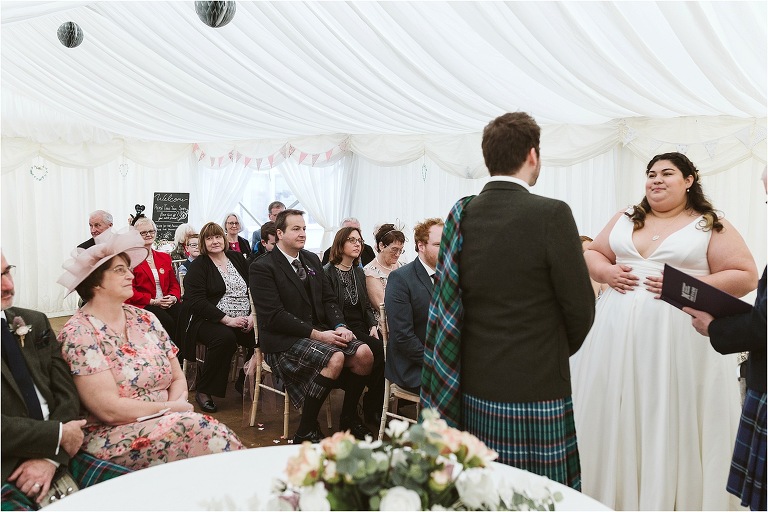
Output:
[38,467,79,509]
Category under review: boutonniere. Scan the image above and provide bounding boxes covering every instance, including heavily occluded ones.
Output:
[11,317,32,348]
[307,267,317,277]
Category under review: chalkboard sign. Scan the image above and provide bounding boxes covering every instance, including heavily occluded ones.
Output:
[152,192,190,242]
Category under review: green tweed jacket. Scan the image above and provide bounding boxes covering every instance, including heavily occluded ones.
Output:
[1,307,80,482]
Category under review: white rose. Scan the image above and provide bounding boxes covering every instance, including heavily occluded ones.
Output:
[380,486,422,511]
[298,482,330,511]
[384,419,410,439]
[207,435,228,453]
[456,468,498,509]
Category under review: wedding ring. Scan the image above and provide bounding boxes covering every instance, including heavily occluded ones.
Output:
[33,483,41,488]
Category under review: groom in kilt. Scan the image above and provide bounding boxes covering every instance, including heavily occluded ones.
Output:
[421,112,595,489]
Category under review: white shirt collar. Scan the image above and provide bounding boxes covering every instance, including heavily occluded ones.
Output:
[276,244,300,265]
[487,175,530,191]
[417,255,436,278]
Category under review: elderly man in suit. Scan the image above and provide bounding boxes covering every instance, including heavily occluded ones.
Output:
[384,218,444,395]
[250,209,374,443]
[1,252,129,509]
[77,210,113,250]
[422,112,594,490]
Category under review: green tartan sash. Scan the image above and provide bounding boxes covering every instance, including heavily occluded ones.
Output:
[420,195,474,428]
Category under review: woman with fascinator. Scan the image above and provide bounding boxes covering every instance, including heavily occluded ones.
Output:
[56,229,243,470]
[570,153,758,510]
[363,223,406,323]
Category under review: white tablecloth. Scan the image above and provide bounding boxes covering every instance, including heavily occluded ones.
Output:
[47,446,610,510]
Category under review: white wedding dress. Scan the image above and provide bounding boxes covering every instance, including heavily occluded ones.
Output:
[570,214,743,511]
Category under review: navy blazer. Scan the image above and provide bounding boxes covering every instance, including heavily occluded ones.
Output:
[709,266,766,394]
[250,249,345,353]
[384,258,433,389]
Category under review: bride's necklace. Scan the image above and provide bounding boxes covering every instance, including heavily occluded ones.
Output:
[337,262,353,270]
[650,208,687,241]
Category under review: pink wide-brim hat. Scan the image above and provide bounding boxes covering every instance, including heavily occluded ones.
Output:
[58,228,149,296]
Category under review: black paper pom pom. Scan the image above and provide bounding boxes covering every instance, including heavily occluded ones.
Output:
[57,21,84,48]
[194,1,237,28]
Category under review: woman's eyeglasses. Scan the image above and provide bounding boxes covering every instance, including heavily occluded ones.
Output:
[345,237,364,245]
[226,221,240,226]
[387,247,404,255]
[111,265,133,276]
[139,230,156,237]
[186,243,199,248]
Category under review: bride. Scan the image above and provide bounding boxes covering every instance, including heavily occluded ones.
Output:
[571,152,758,510]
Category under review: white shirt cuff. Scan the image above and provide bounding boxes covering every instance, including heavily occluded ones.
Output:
[54,422,62,456]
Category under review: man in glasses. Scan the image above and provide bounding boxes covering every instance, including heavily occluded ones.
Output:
[176,235,200,280]
[384,218,444,398]
[77,210,113,249]
[1,252,130,509]
[321,218,375,267]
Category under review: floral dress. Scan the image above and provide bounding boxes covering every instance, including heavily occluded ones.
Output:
[58,305,244,470]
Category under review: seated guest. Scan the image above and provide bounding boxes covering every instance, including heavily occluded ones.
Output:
[384,218,443,395]
[2,252,131,510]
[178,222,255,412]
[177,234,200,280]
[321,218,376,267]
[170,223,197,261]
[323,227,384,424]
[258,221,277,255]
[580,235,608,299]
[78,210,113,249]
[56,230,243,471]
[364,224,406,322]
[251,201,286,257]
[223,213,251,254]
[126,217,181,339]
[250,209,374,442]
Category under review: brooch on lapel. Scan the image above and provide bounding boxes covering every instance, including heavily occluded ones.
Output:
[159,268,165,275]
[307,268,317,277]
[11,317,32,348]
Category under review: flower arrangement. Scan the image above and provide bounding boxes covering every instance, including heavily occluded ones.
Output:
[268,410,563,511]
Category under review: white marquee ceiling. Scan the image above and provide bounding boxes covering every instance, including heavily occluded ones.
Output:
[1,1,766,144]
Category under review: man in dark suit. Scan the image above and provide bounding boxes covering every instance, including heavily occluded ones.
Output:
[430,112,594,489]
[384,218,443,394]
[1,252,129,509]
[321,218,375,267]
[250,210,374,443]
[77,210,113,249]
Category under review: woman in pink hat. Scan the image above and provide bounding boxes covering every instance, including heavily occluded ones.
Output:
[56,229,243,470]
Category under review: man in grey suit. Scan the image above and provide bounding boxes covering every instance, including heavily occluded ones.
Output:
[1,251,128,509]
[384,218,443,394]
[442,112,594,489]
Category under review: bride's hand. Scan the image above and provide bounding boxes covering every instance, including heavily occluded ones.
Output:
[606,264,639,294]
[644,273,664,298]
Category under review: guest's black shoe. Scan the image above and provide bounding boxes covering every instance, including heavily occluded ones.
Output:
[292,427,325,444]
[340,415,373,440]
[363,408,382,425]
[234,369,245,395]
[195,393,217,413]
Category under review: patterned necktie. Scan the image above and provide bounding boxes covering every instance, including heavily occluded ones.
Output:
[1,318,44,420]
[292,259,307,281]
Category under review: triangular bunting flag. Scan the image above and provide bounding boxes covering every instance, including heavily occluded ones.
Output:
[198,151,206,162]
[235,151,242,163]
[752,126,766,148]
[622,127,638,146]
[648,138,663,154]
[299,152,308,164]
[268,154,275,168]
[312,154,320,166]
[244,157,252,167]
[255,158,262,169]
[325,149,333,161]
[193,143,200,152]
[704,141,718,158]
[218,156,225,167]
[228,150,234,161]
[209,156,215,167]
[735,127,751,148]
[676,144,688,154]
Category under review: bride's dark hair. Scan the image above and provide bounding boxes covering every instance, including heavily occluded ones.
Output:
[626,152,723,233]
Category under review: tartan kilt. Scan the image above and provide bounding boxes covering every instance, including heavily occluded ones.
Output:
[727,389,766,511]
[265,337,364,409]
[462,393,581,490]
[2,451,131,510]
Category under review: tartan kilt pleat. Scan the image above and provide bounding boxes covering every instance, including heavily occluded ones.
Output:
[1,451,130,511]
[727,389,766,511]
[462,394,581,490]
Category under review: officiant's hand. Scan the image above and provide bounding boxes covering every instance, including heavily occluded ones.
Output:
[683,307,713,336]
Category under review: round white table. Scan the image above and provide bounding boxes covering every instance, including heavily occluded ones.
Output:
[47,446,610,510]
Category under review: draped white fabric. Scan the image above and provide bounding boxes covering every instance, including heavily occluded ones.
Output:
[1,2,765,142]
